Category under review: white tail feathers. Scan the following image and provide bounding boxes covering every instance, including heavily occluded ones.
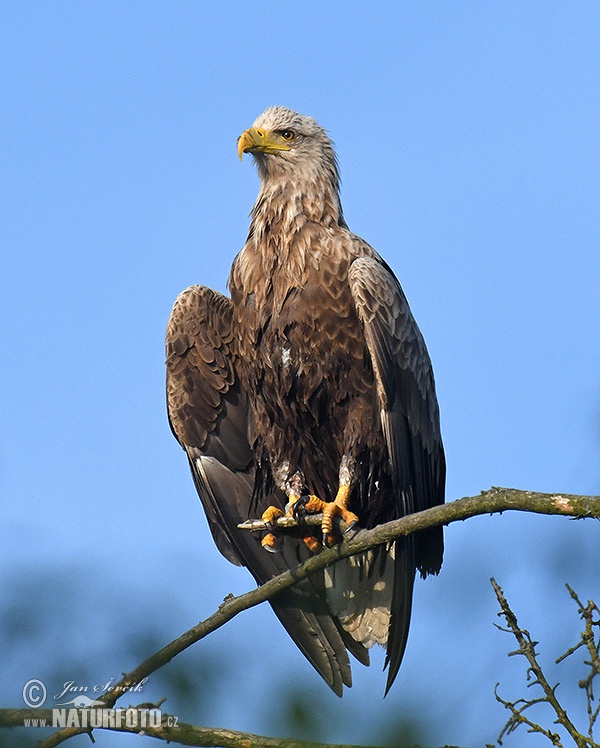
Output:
[324,544,395,648]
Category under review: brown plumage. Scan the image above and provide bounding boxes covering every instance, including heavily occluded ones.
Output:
[166,106,445,695]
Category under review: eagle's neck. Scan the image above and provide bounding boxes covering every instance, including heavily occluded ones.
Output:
[247,166,346,245]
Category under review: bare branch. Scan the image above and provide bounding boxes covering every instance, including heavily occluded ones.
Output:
[104,719,384,748]
[0,708,389,748]
[492,579,599,748]
[494,686,563,746]
[561,586,600,742]
[239,486,599,533]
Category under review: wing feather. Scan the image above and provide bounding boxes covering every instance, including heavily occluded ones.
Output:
[348,256,445,524]
[348,255,445,692]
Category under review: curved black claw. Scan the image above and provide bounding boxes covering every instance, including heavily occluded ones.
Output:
[262,532,283,553]
[264,538,283,553]
[291,495,311,525]
[343,519,358,533]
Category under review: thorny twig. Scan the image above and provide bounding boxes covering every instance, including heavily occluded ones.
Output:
[492,579,600,748]
[558,586,600,741]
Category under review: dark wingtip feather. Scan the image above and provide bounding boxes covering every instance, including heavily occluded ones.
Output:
[383,537,415,695]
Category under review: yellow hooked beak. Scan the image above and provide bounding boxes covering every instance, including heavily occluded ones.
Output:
[237,127,292,161]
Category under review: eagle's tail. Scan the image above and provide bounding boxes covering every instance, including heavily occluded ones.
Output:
[324,538,415,693]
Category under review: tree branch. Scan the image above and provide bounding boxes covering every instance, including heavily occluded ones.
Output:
[4,487,598,747]
[237,486,599,532]
[493,581,600,748]
[0,708,388,748]
[561,586,600,742]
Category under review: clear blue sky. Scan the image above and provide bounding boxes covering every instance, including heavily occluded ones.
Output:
[1,3,599,746]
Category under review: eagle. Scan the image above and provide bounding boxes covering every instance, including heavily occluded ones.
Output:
[166,106,445,695]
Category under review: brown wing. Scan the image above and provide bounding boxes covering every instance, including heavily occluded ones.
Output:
[166,285,250,564]
[166,285,367,695]
[348,255,445,692]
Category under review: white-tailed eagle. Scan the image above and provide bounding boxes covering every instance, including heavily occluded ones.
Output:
[166,107,445,695]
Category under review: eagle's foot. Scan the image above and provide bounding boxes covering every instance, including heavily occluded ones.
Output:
[293,488,358,547]
[260,506,285,552]
[261,532,283,553]
[261,497,317,552]
[303,535,322,553]
[291,494,321,523]
[261,505,285,527]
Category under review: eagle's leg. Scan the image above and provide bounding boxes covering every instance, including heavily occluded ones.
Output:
[293,456,359,546]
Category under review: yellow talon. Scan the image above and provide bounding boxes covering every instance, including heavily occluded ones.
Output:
[260,506,285,551]
[331,484,359,528]
[303,535,322,553]
[299,487,359,539]
[321,502,358,536]
[300,495,327,513]
[261,506,285,525]
[259,485,358,553]
[261,532,278,549]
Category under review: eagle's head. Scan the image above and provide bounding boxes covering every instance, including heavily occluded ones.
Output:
[237,106,340,192]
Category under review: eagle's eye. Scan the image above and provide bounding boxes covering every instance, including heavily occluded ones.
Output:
[279,129,295,141]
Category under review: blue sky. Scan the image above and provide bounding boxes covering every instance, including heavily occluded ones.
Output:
[1,2,599,746]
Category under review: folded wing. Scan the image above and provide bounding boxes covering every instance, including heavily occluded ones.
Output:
[349,255,445,692]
